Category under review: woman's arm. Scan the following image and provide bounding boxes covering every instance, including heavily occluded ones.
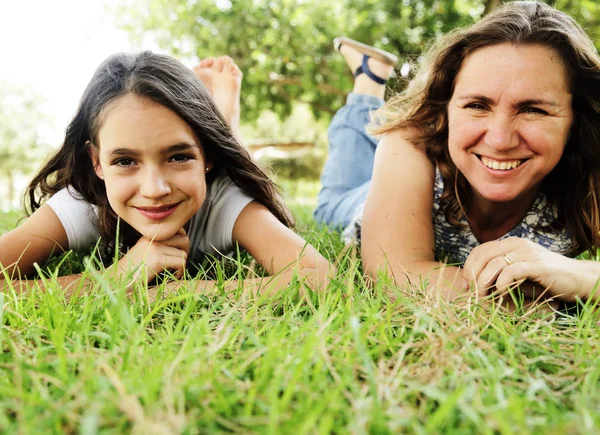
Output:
[360,129,467,298]
[463,237,600,303]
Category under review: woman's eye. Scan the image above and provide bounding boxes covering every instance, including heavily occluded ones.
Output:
[170,154,194,163]
[465,103,487,111]
[521,107,548,115]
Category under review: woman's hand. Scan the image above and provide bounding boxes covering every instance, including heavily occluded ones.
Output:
[112,227,189,286]
[462,237,585,303]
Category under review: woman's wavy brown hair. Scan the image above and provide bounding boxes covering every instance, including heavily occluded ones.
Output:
[26,51,292,250]
[371,1,600,254]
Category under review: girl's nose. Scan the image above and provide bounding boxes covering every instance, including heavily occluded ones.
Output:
[139,168,171,198]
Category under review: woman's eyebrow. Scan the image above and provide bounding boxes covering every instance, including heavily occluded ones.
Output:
[515,99,560,108]
[456,94,495,104]
[456,95,560,107]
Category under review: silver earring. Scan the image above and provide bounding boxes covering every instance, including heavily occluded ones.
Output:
[205,167,210,172]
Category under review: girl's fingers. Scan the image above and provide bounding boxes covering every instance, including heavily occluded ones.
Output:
[173,268,184,280]
[162,234,190,253]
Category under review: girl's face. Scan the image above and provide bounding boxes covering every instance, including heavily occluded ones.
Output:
[90,94,210,242]
[447,43,573,208]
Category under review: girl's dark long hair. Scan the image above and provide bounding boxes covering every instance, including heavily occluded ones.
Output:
[26,52,292,249]
[372,1,600,254]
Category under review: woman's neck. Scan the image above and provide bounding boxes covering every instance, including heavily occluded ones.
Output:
[467,187,540,243]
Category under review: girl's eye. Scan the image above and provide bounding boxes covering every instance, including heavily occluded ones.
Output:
[170,154,194,163]
[113,158,136,167]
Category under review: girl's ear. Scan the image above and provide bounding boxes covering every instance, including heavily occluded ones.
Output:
[87,142,104,180]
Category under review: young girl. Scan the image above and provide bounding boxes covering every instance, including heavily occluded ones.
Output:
[0,52,331,298]
[316,1,600,304]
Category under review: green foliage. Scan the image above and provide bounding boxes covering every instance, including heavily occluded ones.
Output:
[0,83,49,173]
[0,82,52,208]
[258,149,325,180]
[113,0,600,122]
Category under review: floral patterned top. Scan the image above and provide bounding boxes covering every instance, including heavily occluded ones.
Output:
[345,168,575,265]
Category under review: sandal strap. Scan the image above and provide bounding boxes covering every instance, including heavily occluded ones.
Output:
[354,55,386,85]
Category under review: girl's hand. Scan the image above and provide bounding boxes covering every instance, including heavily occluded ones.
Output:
[113,227,189,286]
[462,237,582,302]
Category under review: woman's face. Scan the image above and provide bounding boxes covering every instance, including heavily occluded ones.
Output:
[447,42,573,207]
[89,94,210,242]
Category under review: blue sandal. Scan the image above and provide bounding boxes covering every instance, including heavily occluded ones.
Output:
[334,36,398,84]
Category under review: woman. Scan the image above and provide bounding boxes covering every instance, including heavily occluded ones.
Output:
[316,1,600,303]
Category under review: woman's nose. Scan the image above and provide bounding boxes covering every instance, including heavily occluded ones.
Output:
[484,114,519,152]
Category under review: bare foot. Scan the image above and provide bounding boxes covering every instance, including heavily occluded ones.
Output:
[338,43,395,99]
[210,56,243,135]
[193,58,215,93]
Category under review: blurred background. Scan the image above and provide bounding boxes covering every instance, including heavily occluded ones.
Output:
[1,0,598,212]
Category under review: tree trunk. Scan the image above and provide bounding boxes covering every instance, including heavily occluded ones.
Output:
[7,171,14,210]
[484,0,502,15]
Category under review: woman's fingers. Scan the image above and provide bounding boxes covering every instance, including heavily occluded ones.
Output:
[474,255,513,296]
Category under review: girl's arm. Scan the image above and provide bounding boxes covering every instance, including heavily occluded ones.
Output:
[0,204,90,295]
[0,205,189,297]
[360,129,467,298]
[0,204,69,278]
[177,201,334,299]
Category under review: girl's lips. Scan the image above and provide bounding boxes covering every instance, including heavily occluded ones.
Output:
[135,203,180,220]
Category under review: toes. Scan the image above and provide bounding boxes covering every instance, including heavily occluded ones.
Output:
[212,57,225,72]
[199,57,215,67]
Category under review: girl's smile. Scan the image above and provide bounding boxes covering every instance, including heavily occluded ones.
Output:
[90,94,210,241]
[134,202,182,220]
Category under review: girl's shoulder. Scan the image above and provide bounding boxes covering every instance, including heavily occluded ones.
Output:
[46,187,100,252]
[187,176,254,258]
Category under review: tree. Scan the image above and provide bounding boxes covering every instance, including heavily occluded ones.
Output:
[113,0,599,122]
[0,83,49,208]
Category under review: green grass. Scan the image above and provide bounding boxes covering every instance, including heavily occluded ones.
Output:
[1,200,600,434]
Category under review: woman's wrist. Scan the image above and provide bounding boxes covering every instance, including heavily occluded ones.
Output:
[572,259,600,302]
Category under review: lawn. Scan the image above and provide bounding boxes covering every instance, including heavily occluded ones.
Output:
[1,192,600,434]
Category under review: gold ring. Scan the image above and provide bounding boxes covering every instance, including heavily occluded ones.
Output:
[501,254,513,265]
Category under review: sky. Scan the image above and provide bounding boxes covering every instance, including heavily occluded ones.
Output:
[0,0,134,145]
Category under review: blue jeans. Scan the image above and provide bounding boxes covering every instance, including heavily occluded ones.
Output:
[314,93,384,228]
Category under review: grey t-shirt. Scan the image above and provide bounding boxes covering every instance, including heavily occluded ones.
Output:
[46,176,254,263]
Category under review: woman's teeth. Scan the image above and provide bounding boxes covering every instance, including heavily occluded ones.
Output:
[481,156,523,171]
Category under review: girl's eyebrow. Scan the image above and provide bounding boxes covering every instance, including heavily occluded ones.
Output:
[107,142,200,157]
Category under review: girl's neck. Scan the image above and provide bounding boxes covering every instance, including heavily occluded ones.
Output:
[467,186,540,243]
